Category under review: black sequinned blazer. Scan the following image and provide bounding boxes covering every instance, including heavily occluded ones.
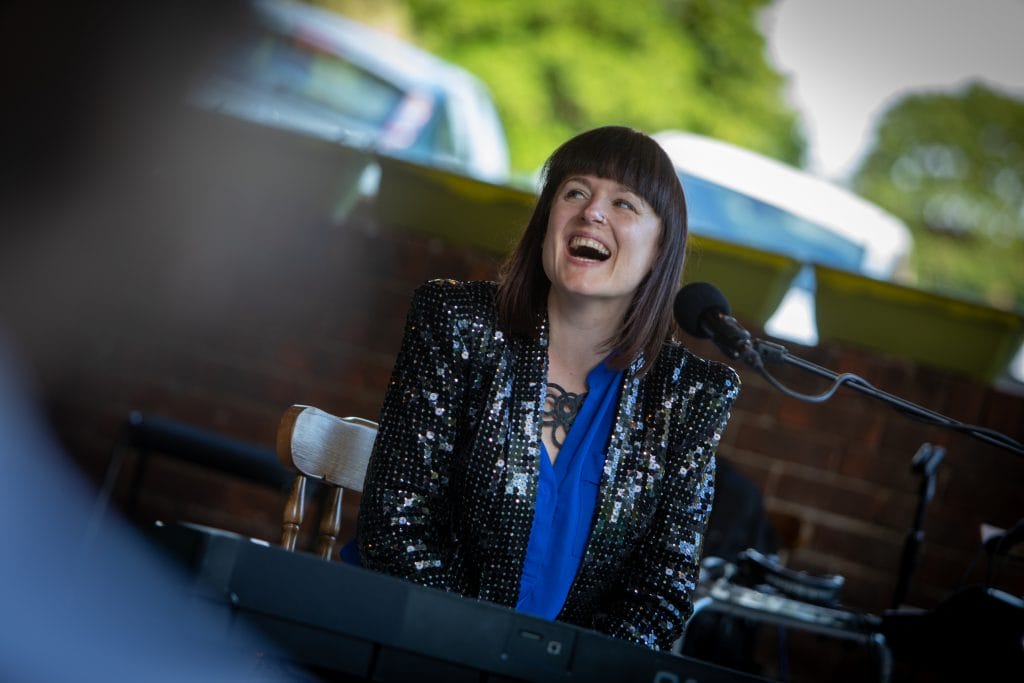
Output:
[357,279,740,650]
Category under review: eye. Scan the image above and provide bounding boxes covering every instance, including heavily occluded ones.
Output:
[615,198,639,213]
[563,187,586,200]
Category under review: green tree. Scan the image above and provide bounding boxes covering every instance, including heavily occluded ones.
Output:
[395,0,803,175]
[853,84,1024,310]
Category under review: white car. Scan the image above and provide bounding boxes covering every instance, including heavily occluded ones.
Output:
[191,0,510,185]
[655,130,913,345]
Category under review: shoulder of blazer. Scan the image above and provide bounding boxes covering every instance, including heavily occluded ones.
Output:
[651,340,742,394]
[410,280,506,372]
[413,279,498,321]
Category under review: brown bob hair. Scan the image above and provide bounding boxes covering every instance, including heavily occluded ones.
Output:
[496,125,688,374]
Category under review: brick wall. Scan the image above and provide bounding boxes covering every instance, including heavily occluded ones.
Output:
[6,182,1021,620]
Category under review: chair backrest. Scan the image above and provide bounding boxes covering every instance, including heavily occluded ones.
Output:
[275,404,378,560]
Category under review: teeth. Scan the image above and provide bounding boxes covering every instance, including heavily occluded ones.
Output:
[568,236,610,261]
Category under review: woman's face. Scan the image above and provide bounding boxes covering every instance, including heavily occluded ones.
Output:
[542,174,662,310]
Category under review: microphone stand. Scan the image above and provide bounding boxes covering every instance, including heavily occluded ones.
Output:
[735,338,1024,678]
[744,339,1024,457]
[891,442,944,610]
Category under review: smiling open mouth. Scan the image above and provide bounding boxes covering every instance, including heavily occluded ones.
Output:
[568,236,610,262]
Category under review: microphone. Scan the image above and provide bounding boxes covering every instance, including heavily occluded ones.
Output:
[673,282,755,363]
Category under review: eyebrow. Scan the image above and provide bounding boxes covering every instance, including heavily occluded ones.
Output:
[564,175,640,197]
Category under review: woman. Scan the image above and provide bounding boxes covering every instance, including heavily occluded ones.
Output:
[357,126,740,650]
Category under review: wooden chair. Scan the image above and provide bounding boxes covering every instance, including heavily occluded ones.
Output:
[275,405,378,560]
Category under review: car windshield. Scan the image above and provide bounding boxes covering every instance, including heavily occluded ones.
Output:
[681,172,866,272]
[215,32,405,134]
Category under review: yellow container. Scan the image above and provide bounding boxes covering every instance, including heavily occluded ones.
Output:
[814,264,1024,382]
[684,235,802,328]
[374,155,536,255]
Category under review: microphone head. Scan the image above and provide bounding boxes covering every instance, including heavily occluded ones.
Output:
[674,281,731,338]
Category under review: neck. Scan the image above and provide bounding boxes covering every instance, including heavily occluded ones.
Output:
[546,289,625,380]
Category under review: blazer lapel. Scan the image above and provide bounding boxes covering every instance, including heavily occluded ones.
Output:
[575,353,656,576]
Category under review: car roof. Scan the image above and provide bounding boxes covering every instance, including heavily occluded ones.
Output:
[654,130,912,279]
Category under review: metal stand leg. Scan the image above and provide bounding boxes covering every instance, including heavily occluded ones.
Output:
[891,443,945,609]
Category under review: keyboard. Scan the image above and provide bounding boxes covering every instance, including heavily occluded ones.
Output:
[152,521,773,682]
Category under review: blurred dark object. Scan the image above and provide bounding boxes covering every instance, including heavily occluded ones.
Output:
[682,458,781,675]
[0,333,291,682]
[92,410,290,537]
[705,458,782,559]
[877,516,1024,681]
[882,586,1024,682]
[1,0,249,205]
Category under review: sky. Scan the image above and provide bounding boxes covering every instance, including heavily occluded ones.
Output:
[762,0,1024,182]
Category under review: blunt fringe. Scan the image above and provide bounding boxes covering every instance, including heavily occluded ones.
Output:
[496,126,688,375]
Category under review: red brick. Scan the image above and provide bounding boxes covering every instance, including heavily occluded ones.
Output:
[733,421,844,469]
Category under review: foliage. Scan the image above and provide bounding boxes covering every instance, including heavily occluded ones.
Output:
[392,0,804,175]
[853,84,1024,310]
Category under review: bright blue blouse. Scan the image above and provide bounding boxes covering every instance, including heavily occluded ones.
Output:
[515,360,623,620]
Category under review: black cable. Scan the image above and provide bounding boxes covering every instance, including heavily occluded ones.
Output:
[755,365,873,404]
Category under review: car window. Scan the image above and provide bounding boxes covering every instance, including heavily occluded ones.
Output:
[424,104,457,161]
[218,34,405,132]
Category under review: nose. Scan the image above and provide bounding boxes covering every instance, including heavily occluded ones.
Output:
[582,198,606,224]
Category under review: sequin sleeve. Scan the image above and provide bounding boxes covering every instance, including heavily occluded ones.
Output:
[356,280,479,590]
[594,356,740,650]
